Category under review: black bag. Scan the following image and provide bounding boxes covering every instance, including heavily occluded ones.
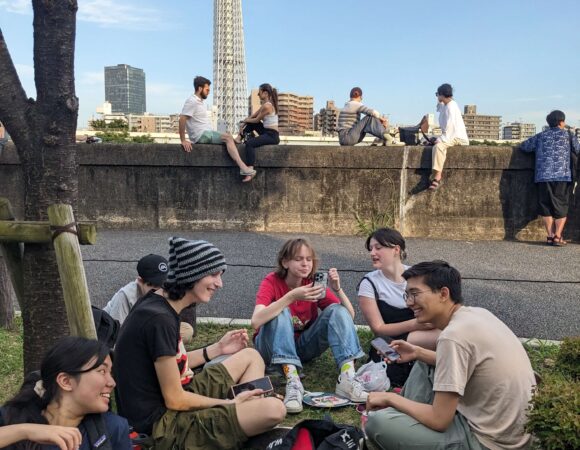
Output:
[266,418,366,450]
[92,306,120,349]
[399,115,432,145]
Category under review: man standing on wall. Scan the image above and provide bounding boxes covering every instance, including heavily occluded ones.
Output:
[179,76,255,178]
[337,87,390,146]
[429,84,469,191]
[520,110,580,246]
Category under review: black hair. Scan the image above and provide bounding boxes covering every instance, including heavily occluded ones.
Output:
[350,87,363,98]
[193,76,211,91]
[163,280,196,300]
[259,83,279,114]
[546,110,565,128]
[436,83,453,98]
[402,260,463,304]
[365,227,407,260]
[2,337,110,441]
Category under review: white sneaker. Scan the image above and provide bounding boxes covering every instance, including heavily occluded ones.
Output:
[284,378,304,414]
[335,374,368,403]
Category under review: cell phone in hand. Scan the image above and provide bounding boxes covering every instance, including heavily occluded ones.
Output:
[312,272,328,299]
[228,376,274,399]
[370,337,400,362]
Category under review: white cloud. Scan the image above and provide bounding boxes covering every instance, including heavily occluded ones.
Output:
[0,0,31,14]
[77,0,163,30]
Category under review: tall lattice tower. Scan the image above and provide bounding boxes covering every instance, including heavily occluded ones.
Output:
[213,0,248,133]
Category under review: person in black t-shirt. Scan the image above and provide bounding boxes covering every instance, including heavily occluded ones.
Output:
[114,237,286,450]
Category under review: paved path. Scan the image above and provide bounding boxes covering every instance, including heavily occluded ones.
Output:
[83,230,580,340]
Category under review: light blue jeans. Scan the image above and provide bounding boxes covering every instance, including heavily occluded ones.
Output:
[254,304,365,370]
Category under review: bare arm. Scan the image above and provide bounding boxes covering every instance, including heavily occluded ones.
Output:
[358,296,431,336]
[178,115,192,152]
[243,103,274,124]
[0,424,82,450]
[327,268,354,318]
[367,391,459,432]
[391,340,437,366]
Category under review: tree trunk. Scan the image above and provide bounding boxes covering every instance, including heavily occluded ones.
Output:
[0,1,79,372]
[0,255,15,329]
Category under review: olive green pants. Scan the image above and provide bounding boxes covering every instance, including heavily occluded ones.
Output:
[366,362,489,450]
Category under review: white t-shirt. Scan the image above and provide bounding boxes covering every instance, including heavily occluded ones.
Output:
[103,280,140,325]
[437,99,469,144]
[180,94,212,143]
[434,307,535,450]
[357,268,409,309]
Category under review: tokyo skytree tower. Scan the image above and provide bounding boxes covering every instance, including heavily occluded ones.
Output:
[213,0,248,133]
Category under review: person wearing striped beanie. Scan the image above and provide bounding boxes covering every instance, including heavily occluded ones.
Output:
[114,237,286,449]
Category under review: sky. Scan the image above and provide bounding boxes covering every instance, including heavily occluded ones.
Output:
[1,0,579,131]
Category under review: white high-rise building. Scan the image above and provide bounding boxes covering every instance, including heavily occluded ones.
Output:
[213,0,248,133]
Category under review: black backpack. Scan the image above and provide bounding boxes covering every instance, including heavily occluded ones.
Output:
[92,306,120,349]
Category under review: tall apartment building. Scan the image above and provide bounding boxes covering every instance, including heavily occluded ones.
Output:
[104,64,146,115]
[503,122,536,140]
[278,92,314,135]
[462,105,501,140]
[314,101,340,136]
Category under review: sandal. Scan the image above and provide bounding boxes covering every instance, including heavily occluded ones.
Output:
[428,178,442,191]
[240,169,256,177]
[552,236,567,247]
[546,236,554,246]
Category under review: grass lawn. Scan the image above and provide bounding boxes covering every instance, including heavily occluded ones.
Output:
[0,320,565,448]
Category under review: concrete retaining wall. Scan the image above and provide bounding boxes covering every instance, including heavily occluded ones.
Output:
[1,143,578,241]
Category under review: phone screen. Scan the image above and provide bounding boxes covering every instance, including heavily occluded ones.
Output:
[370,337,400,362]
[229,376,273,398]
[312,272,328,299]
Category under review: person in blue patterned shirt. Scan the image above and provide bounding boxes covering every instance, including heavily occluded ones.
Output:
[520,110,580,246]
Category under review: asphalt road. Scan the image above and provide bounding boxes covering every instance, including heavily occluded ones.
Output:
[82,230,580,340]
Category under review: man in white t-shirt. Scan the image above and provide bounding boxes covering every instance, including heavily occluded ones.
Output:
[429,83,469,191]
[178,76,254,178]
[365,260,536,450]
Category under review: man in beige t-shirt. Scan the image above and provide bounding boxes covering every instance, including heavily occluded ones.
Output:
[365,261,536,450]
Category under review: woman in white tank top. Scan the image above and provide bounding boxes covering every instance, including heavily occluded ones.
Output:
[235,83,280,182]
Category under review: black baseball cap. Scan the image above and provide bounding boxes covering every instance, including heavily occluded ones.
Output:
[137,254,168,286]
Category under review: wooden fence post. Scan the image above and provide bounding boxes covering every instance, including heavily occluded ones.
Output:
[47,204,96,339]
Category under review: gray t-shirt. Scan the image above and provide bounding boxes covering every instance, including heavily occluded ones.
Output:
[103,280,140,325]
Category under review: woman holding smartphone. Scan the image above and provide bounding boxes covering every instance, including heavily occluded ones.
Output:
[251,238,367,414]
[358,227,440,386]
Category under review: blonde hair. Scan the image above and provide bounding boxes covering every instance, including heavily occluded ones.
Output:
[275,238,318,279]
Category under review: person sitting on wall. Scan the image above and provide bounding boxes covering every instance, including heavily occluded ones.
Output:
[179,76,256,181]
[0,336,131,450]
[234,83,280,183]
[337,87,390,146]
[365,261,536,450]
[114,237,286,450]
[358,228,439,387]
[519,109,580,246]
[429,83,469,191]
[251,238,368,414]
[103,253,194,343]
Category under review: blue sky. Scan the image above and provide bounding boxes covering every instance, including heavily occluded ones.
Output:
[1,0,579,131]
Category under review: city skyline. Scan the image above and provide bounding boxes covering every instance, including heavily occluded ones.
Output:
[1,0,579,132]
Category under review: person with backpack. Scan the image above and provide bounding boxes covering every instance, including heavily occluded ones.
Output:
[0,337,131,450]
[357,228,439,387]
[519,110,580,246]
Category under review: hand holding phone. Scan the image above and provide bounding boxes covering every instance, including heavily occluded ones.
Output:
[371,337,400,362]
[228,376,274,399]
[312,272,328,300]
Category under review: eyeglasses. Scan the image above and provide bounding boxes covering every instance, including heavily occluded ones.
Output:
[435,92,441,97]
[403,289,431,303]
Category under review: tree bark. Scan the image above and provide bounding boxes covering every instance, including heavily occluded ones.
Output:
[0,255,15,329]
[0,1,79,372]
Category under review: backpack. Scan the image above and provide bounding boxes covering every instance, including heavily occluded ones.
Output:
[92,306,120,349]
[266,418,366,450]
[82,414,113,450]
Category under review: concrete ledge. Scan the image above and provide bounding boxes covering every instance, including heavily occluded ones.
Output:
[1,143,578,241]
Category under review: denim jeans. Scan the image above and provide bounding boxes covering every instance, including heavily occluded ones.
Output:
[254,304,365,370]
[338,115,386,146]
[243,122,280,166]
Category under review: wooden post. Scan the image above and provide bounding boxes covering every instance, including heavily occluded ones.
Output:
[0,198,24,308]
[0,220,97,245]
[47,204,96,339]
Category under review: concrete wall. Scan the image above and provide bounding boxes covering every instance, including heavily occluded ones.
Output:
[1,142,578,241]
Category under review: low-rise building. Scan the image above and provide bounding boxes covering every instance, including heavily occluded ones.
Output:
[462,105,501,140]
[314,100,340,136]
[503,122,536,140]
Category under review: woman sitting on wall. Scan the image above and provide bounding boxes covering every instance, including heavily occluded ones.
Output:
[0,336,131,450]
[358,228,440,386]
[235,83,280,182]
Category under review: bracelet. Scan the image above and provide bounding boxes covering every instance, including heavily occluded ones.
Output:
[333,287,343,293]
[203,346,211,363]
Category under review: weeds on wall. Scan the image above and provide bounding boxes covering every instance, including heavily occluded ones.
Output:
[353,176,398,237]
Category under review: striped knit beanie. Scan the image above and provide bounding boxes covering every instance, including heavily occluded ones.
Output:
[167,237,227,286]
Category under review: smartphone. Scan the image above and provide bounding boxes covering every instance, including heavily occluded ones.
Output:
[312,272,328,299]
[370,337,400,362]
[228,376,274,399]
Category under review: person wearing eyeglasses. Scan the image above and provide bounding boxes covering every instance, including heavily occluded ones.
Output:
[365,260,535,450]
[429,84,469,191]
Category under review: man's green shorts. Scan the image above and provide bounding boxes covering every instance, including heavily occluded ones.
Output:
[196,130,223,144]
[151,363,247,450]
